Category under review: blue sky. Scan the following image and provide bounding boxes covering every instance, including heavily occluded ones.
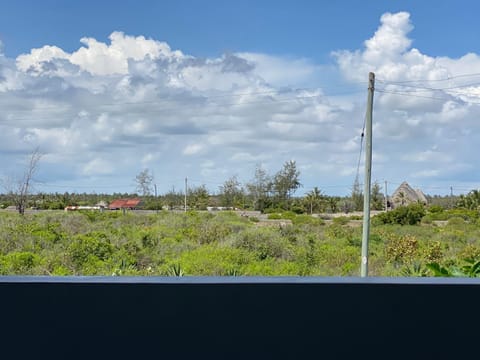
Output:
[2,0,480,60]
[1,1,480,196]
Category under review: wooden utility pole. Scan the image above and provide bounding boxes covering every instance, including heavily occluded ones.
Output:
[154,183,158,214]
[361,72,375,277]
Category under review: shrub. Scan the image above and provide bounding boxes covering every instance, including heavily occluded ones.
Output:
[175,245,252,276]
[67,233,113,271]
[291,215,324,226]
[372,204,425,225]
[332,216,349,225]
[428,205,444,214]
[197,221,232,244]
[458,244,480,261]
[266,211,297,221]
[447,216,466,226]
[0,251,42,274]
[232,228,293,260]
[422,241,443,262]
[385,235,419,264]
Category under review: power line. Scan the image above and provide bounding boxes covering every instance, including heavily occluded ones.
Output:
[377,89,480,106]
[0,90,367,124]
[376,72,480,84]
[0,85,365,114]
[377,81,480,93]
[353,111,367,188]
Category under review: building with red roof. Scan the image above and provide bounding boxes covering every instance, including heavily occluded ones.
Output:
[108,198,142,210]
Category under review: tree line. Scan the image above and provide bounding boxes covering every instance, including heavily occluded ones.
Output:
[0,149,467,214]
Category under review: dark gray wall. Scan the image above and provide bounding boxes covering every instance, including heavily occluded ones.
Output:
[0,277,478,359]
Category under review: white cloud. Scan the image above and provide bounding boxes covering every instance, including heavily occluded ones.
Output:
[237,53,319,87]
[3,13,480,196]
[411,169,440,178]
[82,158,114,176]
[183,144,204,155]
[16,32,185,76]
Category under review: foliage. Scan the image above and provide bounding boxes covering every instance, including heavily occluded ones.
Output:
[351,178,363,212]
[372,204,426,225]
[1,205,480,277]
[1,148,42,215]
[385,234,419,264]
[245,164,273,212]
[304,187,325,214]
[188,185,211,210]
[218,175,244,208]
[457,189,480,210]
[134,168,154,196]
[371,181,385,211]
[267,211,296,221]
[400,261,428,277]
[427,259,480,277]
[332,216,350,226]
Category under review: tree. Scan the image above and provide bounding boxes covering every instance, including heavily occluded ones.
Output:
[219,175,244,208]
[1,148,42,215]
[273,160,302,209]
[134,169,154,196]
[326,196,340,213]
[457,189,480,210]
[371,181,385,210]
[246,164,273,211]
[189,185,210,210]
[163,187,182,210]
[351,177,363,212]
[304,187,324,214]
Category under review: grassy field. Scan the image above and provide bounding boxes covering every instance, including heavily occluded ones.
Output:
[0,208,479,277]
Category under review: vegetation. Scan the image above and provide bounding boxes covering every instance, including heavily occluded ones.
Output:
[0,204,479,277]
[2,154,480,277]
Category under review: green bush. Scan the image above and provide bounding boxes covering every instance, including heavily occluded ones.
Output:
[428,205,444,214]
[385,235,419,264]
[447,216,466,226]
[232,228,293,260]
[372,204,425,225]
[0,251,42,274]
[332,216,349,225]
[67,232,113,272]
[291,215,324,226]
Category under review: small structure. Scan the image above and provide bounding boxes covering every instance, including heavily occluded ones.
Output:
[64,205,103,212]
[108,198,142,210]
[390,181,427,208]
[96,201,108,210]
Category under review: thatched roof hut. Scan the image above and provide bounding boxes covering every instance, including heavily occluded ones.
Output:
[390,181,427,208]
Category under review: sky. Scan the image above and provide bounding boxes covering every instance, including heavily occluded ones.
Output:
[1,0,480,196]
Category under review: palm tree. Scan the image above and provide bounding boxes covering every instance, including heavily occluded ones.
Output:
[305,187,323,214]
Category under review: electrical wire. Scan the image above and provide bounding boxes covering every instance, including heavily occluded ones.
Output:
[353,111,367,189]
[376,72,480,84]
[377,81,480,93]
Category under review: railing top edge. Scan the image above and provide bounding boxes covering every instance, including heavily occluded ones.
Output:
[1,276,480,285]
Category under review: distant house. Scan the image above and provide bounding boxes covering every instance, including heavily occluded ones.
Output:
[96,201,108,209]
[65,206,102,212]
[108,198,142,210]
[390,181,427,208]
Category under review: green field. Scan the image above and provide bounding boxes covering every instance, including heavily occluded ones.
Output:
[1,206,479,277]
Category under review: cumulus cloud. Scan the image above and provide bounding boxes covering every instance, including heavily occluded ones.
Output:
[17,32,184,76]
[3,13,480,196]
[332,11,480,193]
